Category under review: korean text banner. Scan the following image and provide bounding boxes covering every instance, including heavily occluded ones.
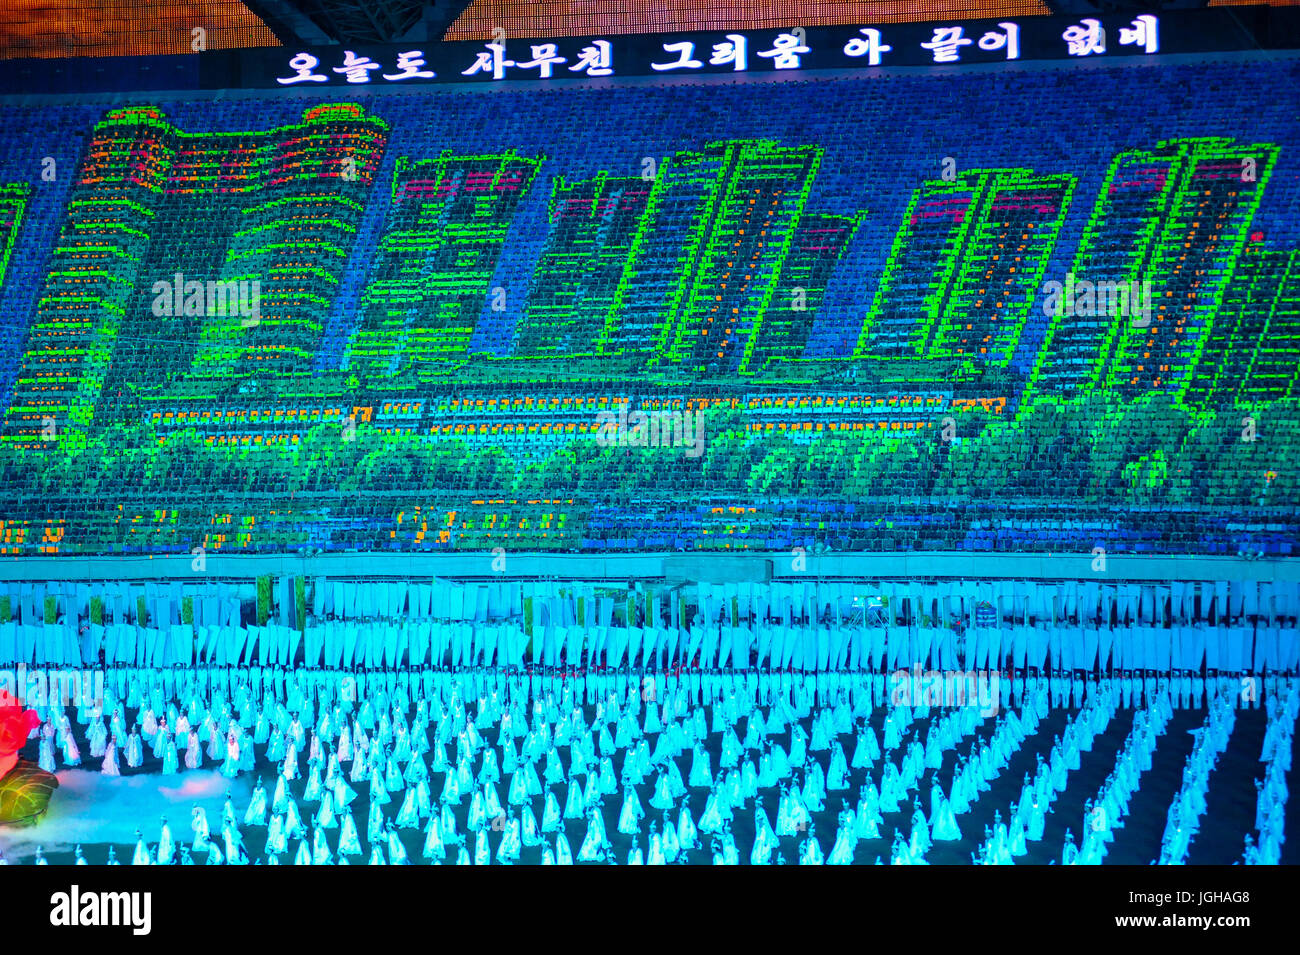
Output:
[205,9,1300,91]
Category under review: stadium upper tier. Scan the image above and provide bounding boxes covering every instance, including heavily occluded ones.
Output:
[0,59,1296,556]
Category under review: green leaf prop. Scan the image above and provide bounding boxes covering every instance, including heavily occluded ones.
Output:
[0,760,59,827]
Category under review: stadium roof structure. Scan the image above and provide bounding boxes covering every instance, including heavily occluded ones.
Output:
[442,1,1052,40]
[255,0,1300,44]
[0,0,1295,58]
[0,0,280,58]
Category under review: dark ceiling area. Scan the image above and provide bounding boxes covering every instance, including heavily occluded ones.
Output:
[244,0,473,45]
[245,0,1242,47]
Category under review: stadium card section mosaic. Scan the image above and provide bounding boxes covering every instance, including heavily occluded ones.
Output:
[0,61,1296,556]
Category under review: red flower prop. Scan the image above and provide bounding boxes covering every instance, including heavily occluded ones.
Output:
[0,689,40,781]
